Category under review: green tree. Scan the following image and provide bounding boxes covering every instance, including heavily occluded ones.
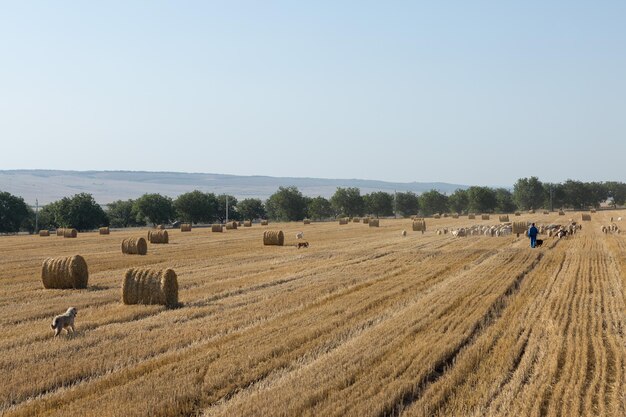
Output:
[265,186,308,221]
[542,183,567,211]
[174,190,217,224]
[364,191,394,218]
[494,188,516,213]
[107,199,145,228]
[513,177,544,210]
[134,193,174,226]
[467,186,497,213]
[216,194,239,222]
[419,190,448,216]
[562,180,591,209]
[55,193,108,231]
[448,189,469,214]
[38,202,60,230]
[605,181,626,207]
[0,191,30,234]
[237,198,267,220]
[306,196,335,220]
[395,191,419,218]
[330,187,364,217]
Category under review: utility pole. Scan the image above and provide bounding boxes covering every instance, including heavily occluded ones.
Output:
[35,199,39,232]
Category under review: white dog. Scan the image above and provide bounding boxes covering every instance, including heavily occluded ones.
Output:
[51,307,78,336]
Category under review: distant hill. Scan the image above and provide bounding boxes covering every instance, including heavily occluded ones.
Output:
[0,170,470,205]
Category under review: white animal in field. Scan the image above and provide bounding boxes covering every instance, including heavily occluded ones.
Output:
[401,230,407,237]
[51,307,77,337]
[295,231,304,239]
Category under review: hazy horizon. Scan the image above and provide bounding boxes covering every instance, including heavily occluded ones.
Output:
[2,2,625,185]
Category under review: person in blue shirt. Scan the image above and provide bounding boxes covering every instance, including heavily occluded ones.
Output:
[528,222,539,248]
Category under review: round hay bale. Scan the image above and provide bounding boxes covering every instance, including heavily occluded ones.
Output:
[122,268,178,307]
[243,220,252,227]
[433,214,441,219]
[156,225,165,230]
[499,215,510,222]
[443,213,449,218]
[468,214,476,220]
[582,213,592,221]
[590,209,596,213]
[56,228,65,236]
[514,212,521,216]
[39,230,50,237]
[558,210,565,215]
[261,220,269,226]
[303,219,311,225]
[339,218,348,225]
[412,219,426,232]
[352,217,360,223]
[362,217,370,224]
[528,210,535,214]
[41,255,89,289]
[63,228,78,238]
[180,223,192,232]
[543,210,550,215]
[122,237,148,255]
[225,221,238,230]
[148,229,169,244]
[99,227,110,235]
[481,214,490,221]
[369,219,380,227]
[263,230,284,246]
[512,221,528,235]
[211,224,224,232]
[452,213,459,219]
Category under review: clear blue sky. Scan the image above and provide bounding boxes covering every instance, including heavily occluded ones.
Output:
[1,1,625,186]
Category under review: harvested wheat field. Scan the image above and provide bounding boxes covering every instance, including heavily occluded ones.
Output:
[0,212,625,417]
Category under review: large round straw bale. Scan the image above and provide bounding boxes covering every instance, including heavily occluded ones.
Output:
[590,209,596,213]
[39,230,50,237]
[180,223,192,232]
[339,218,348,225]
[211,224,224,232]
[558,210,565,215]
[412,219,426,232]
[41,255,89,289]
[582,213,592,221]
[156,225,165,230]
[122,237,148,255]
[56,228,65,236]
[263,230,284,246]
[543,210,550,215]
[468,214,476,220]
[528,210,535,214]
[433,213,441,219]
[514,212,521,216]
[481,214,490,221]
[352,217,360,223]
[244,220,252,227]
[512,221,528,235]
[225,221,238,230]
[369,219,380,227]
[122,268,178,307]
[63,228,78,238]
[303,219,311,225]
[148,229,169,243]
[499,215,510,222]
[261,220,269,226]
[452,213,459,219]
[99,227,110,235]
[362,217,370,224]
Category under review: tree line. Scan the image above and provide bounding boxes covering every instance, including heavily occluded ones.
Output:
[1,177,625,233]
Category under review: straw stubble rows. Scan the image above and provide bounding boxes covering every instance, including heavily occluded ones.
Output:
[0,213,624,417]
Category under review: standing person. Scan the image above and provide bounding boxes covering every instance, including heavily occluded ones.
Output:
[528,222,539,248]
